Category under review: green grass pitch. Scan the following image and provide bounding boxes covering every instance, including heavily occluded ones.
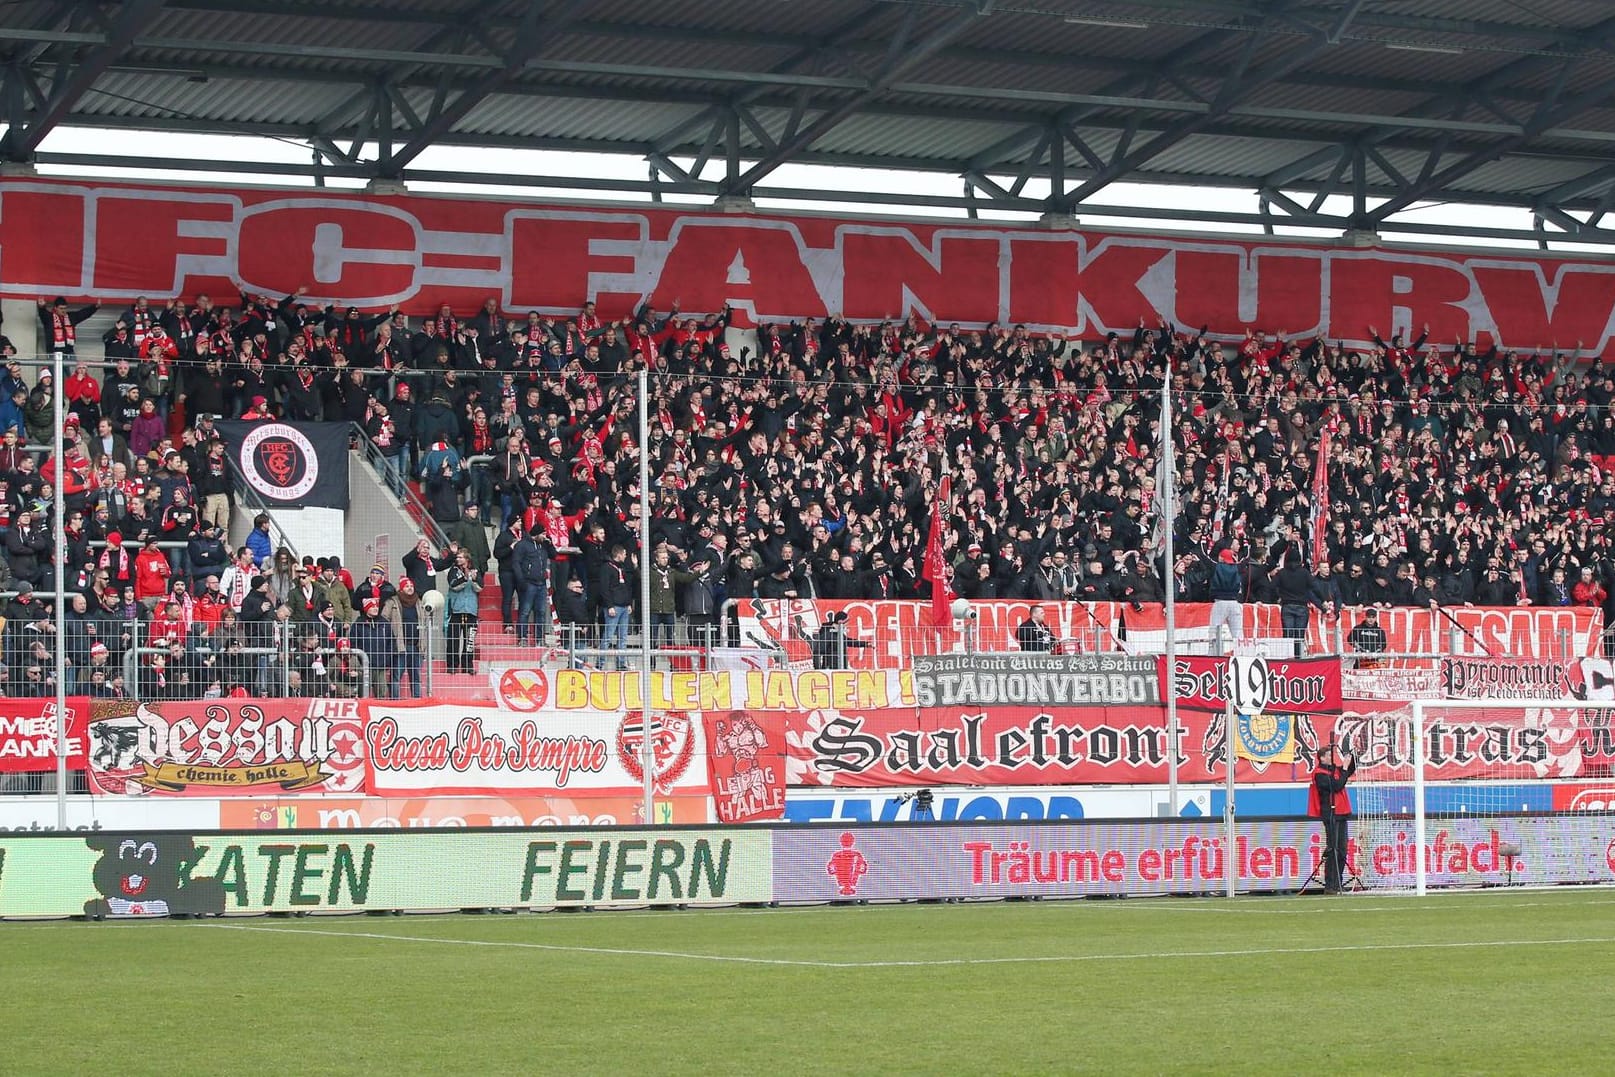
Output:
[4,889,1611,1075]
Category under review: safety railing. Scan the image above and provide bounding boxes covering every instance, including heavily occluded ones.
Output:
[348,420,450,552]
[120,638,371,699]
[218,454,299,562]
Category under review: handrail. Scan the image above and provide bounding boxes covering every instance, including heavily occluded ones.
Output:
[221,451,299,563]
[121,641,371,698]
[347,420,450,552]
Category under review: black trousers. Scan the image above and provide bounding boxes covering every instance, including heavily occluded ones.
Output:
[1281,603,1308,657]
[498,567,518,626]
[1321,811,1349,891]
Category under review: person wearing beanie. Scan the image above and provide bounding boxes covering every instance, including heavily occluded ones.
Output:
[349,594,398,698]
[352,561,397,611]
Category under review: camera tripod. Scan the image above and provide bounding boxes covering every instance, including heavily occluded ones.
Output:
[892,788,936,821]
[1296,810,1365,895]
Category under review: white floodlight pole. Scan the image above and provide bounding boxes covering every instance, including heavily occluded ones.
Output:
[53,346,68,828]
[638,369,654,824]
[1163,366,1180,816]
[1412,700,1426,896]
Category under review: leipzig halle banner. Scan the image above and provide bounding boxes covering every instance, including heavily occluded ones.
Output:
[215,421,350,509]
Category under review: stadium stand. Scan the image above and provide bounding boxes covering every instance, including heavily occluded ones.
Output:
[0,287,1612,701]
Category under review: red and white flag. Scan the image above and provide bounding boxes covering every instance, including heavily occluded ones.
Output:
[1310,427,1332,568]
[922,476,955,627]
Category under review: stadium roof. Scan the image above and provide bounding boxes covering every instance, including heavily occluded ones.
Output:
[6,0,1615,244]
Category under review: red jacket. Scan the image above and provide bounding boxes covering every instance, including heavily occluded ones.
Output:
[134,548,172,601]
[1308,758,1356,817]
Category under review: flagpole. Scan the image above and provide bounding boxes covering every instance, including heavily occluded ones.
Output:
[1163,364,1180,817]
[638,368,654,825]
[54,346,67,828]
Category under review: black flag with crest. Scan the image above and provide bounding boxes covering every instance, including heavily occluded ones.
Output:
[214,421,350,509]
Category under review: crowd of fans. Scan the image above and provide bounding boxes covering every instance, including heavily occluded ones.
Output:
[0,279,1611,700]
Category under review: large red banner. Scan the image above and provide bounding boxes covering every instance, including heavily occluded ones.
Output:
[786,705,1312,788]
[1335,700,1615,783]
[1166,657,1342,714]
[782,699,1615,787]
[704,712,787,824]
[741,599,1282,668]
[1317,606,1602,659]
[7,179,1615,350]
[0,698,88,773]
[83,698,365,797]
[742,599,1599,667]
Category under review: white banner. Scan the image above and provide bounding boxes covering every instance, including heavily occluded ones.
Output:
[362,701,708,798]
[0,796,221,833]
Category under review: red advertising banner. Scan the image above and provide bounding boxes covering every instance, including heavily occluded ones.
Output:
[704,712,787,824]
[9,179,1615,350]
[1165,657,1342,714]
[0,698,89,773]
[361,700,708,798]
[83,698,365,797]
[1551,783,1615,811]
[1316,606,1603,659]
[741,600,1599,667]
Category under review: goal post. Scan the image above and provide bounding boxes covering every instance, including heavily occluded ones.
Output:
[1339,697,1615,895]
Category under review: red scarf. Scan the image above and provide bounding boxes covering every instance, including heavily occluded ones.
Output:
[51,310,74,347]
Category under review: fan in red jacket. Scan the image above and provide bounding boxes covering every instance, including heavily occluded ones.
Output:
[133,534,174,608]
[1308,742,1358,893]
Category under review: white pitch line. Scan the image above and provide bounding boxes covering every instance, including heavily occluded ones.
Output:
[1113,897,1615,915]
[8,892,1615,929]
[204,923,838,967]
[201,922,1615,969]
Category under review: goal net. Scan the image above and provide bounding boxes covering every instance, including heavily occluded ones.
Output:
[1337,699,1615,894]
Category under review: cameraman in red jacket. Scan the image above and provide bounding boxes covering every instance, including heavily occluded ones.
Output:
[1308,741,1357,893]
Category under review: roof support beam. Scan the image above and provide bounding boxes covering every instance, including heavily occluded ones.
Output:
[309,0,510,140]
[647,1,892,157]
[1369,69,1615,223]
[2,0,167,161]
[1260,11,1615,225]
[1061,1,1350,206]
[718,1,991,196]
[379,0,587,176]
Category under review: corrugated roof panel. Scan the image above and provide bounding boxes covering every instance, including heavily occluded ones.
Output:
[811,112,1049,163]
[456,95,705,144]
[8,0,1615,230]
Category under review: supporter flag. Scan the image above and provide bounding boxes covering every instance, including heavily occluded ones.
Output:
[1209,459,1230,544]
[215,421,351,509]
[1234,711,1298,764]
[1151,436,1174,557]
[922,476,955,627]
[1309,428,1332,568]
[704,711,786,824]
